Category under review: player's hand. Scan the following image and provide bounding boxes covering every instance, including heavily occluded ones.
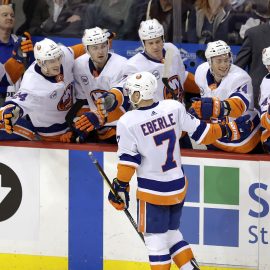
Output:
[12,32,33,63]
[0,104,22,134]
[225,115,253,141]
[108,178,130,210]
[96,92,117,118]
[189,97,230,120]
[74,110,106,132]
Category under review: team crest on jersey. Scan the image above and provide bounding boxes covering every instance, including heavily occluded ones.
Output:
[57,83,73,111]
[163,75,183,101]
[50,90,57,99]
[152,70,160,79]
[81,75,89,85]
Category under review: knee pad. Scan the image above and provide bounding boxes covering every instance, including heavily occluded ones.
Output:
[144,232,170,255]
[167,229,183,248]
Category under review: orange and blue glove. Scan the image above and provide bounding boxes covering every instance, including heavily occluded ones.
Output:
[225,115,253,141]
[0,104,22,134]
[12,32,33,63]
[74,110,106,132]
[108,178,130,210]
[189,97,231,120]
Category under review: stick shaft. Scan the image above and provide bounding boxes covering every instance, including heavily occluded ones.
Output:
[89,152,145,243]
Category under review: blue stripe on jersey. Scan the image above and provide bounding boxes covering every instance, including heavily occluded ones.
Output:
[190,121,207,142]
[35,122,68,133]
[149,254,171,263]
[229,92,249,110]
[119,153,141,165]
[170,240,189,255]
[138,177,185,192]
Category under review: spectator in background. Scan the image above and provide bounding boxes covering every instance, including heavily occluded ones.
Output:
[235,2,270,108]
[185,0,232,44]
[40,0,88,37]
[0,4,33,105]
[83,0,133,40]
[16,0,50,35]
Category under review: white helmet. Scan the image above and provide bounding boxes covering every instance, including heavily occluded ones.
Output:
[262,47,270,66]
[138,19,164,41]
[205,40,231,60]
[34,38,63,64]
[82,27,108,47]
[125,71,157,105]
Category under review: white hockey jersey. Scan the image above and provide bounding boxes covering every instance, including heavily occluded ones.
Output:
[117,99,224,205]
[10,46,75,140]
[74,52,128,126]
[195,62,261,153]
[118,43,186,102]
[259,74,270,142]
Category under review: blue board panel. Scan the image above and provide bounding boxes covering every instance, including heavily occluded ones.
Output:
[69,150,103,270]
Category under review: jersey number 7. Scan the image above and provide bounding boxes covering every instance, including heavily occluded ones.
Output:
[154,129,177,172]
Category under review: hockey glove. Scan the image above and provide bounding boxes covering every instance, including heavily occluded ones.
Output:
[108,178,130,210]
[189,97,231,120]
[225,115,252,141]
[96,92,118,118]
[0,104,22,134]
[59,131,74,143]
[74,110,106,132]
[12,32,33,63]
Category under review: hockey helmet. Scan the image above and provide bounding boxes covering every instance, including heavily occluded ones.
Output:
[138,19,164,41]
[34,38,63,64]
[125,71,157,105]
[205,40,231,60]
[262,47,270,66]
[82,27,108,47]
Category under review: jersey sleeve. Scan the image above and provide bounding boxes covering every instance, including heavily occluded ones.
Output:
[179,107,224,145]
[226,82,251,117]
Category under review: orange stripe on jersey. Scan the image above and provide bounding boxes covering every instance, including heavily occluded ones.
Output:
[4,58,24,84]
[172,248,194,268]
[107,107,125,123]
[117,164,136,182]
[183,72,200,94]
[200,123,223,145]
[137,180,188,205]
[212,129,261,153]
[261,129,270,143]
[150,263,171,270]
[261,113,270,130]
[40,134,62,142]
[226,98,246,117]
[70,44,86,59]
[138,200,146,232]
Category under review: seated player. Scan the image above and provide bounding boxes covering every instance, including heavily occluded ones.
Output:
[189,40,261,153]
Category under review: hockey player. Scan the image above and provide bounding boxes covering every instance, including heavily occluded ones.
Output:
[0,38,85,141]
[108,71,252,270]
[189,40,261,153]
[70,27,129,142]
[259,47,270,153]
[76,19,192,146]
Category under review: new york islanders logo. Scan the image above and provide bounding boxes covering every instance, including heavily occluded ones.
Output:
[57,83,73,111]
[90,89,107,104]
[163,75,183,101]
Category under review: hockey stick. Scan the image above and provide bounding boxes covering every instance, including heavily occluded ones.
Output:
[88,152,145,243]
[162,47,178,100]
